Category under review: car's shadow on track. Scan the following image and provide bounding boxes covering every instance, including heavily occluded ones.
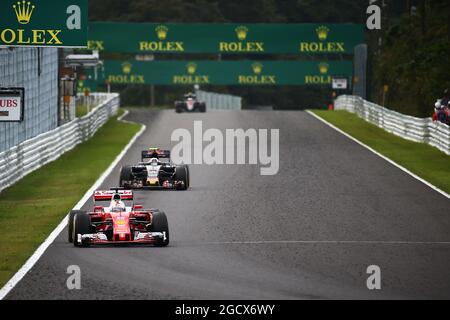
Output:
[70,244,172,249]
[132,186,207,192]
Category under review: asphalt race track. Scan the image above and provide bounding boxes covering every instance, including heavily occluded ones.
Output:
[6,109,450,299]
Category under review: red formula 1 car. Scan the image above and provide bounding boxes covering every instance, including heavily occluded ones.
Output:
[68,189,169,247]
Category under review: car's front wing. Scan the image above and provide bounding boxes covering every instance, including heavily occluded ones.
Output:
[76,231,167,246]
[123,180,185,190]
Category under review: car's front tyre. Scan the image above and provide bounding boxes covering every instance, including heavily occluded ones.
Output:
[149,211,169,247]
[73,212,91,247]
[68,210,86,243]
[119,166,133,188]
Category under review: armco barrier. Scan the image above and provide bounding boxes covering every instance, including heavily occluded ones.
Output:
[0,93,120,193]
[196,90,242,111]
[335,95,450,155]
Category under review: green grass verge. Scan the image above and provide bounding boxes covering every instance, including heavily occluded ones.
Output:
[0,110,141,288]
[312,110,450,194]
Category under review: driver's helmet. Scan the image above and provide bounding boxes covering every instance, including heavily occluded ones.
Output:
[110,193,126,212]
[435,100,442,109]
[111,200,126,212]
[149,158,159,166]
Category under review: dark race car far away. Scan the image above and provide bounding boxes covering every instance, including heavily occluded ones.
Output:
[175,93,206,113]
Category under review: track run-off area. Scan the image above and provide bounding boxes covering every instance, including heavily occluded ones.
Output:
[5,109,450,299]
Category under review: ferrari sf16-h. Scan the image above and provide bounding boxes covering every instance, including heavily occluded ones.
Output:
[175,93,206,113]
[68,189,169,247]
[119,148,190,190]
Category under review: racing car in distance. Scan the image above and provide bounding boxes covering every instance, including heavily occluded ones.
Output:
[175,93,206,113]
[119,148,190,190]
[68,189,169,247]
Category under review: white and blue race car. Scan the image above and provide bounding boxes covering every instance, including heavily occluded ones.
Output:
[119,148,190,190]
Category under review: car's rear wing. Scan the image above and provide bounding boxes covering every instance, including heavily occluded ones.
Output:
[94,190,134,201]
[142,149,171,161]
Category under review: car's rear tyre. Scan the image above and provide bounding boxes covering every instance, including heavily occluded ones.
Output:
[186,165,190,188]
[68,210,86,243]
[73,212,91,247]
[181,165,190,189]
[149,211,169,247]
[175,103,184,113]
[177,164,191,189]
[175,166,188,190]
[199,103,206,113]
[119,166,133,188]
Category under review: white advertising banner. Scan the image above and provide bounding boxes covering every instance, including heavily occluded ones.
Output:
[332,77,349,90]
[0,89,24,122]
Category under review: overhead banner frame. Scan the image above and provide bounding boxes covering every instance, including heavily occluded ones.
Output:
[87,22,365,55]
[88,60,354,86]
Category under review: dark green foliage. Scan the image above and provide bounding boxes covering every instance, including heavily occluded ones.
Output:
[370,0,450,117]
[89,0,367,24]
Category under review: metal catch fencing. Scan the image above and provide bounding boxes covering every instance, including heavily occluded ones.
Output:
[196,90,242,111]
[0,47,58,153]
[0,93,120,193]
[335,95,450,155]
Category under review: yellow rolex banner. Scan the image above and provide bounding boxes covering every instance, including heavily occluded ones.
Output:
[88,22,364,55]
[0,0,88,48]
[93,60,353,86]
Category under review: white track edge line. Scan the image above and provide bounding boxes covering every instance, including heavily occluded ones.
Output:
[306,110,450,200]
[0,110,146,300]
